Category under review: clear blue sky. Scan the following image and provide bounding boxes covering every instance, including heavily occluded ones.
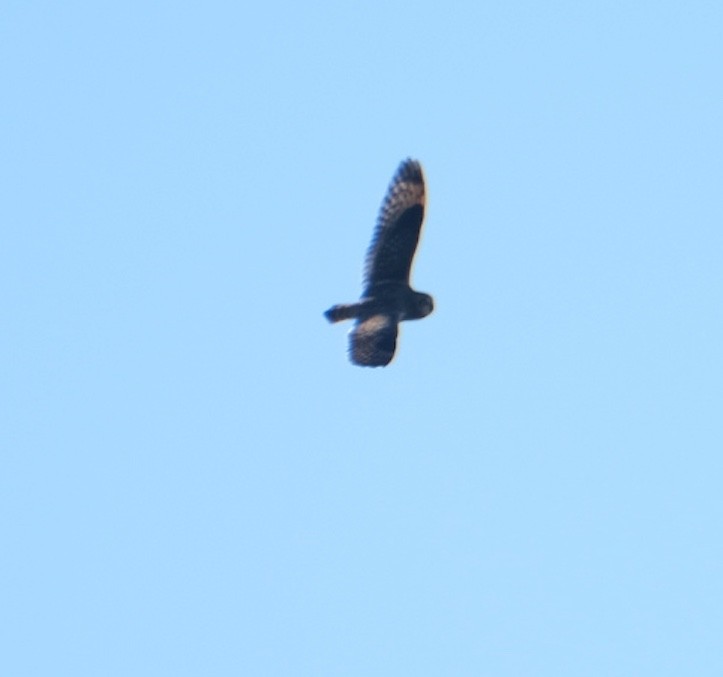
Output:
[2,1,722,675]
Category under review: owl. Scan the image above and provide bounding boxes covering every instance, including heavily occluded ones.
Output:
[324,159,433,366]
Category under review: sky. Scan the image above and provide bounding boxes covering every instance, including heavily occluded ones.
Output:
[2,1,723,675]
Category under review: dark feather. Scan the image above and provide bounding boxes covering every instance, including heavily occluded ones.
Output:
[350,314,398,367]
[363,159,425,292]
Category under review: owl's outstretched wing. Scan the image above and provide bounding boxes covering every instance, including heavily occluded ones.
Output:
[349,314,398,367]
[363,159,425,293]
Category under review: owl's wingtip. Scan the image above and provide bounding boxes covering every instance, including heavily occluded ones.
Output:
[395,158,424,185]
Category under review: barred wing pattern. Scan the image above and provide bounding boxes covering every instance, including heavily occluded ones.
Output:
[363,160,426,294]
[350,314,398,367]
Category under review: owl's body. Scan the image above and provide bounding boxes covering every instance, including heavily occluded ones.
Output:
[324,159,433,367]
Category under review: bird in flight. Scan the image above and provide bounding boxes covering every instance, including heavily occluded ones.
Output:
[324,158,433,367]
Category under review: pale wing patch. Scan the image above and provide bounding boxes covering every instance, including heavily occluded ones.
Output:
[349,314,398,367]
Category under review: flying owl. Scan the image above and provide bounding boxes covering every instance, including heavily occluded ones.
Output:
[324,159,433,367]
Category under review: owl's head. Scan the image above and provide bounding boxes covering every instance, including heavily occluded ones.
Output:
[412,292,434,319]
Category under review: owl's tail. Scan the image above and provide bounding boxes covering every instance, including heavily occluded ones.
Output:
[324,303,361,323]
